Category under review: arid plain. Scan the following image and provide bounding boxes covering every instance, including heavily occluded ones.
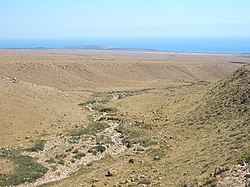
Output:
[0,50,249,187]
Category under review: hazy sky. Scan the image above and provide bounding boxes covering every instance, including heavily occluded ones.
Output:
[1,0,250,39]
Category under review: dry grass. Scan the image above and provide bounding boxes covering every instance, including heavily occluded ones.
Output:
[0,50,249,186]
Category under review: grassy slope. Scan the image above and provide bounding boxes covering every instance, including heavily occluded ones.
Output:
[164,64,250,185]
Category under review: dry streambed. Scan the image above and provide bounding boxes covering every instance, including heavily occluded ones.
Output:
[0,89,153,186]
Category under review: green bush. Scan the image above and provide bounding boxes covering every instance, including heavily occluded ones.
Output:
[237,153,250,165]
[45,157,56,164]
[74,152,86,159]
[203,178,217,187]
[58,160,65,165]
[55,153,66,160]
[88,145,106,155]
[71,122,110,137]
[97,107,117,113]
[26,140,45,152]
[65,147,74,152]
[0,149,48,186]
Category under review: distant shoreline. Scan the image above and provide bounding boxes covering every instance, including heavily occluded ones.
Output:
[1,37,250,53]
[0,47,249,55]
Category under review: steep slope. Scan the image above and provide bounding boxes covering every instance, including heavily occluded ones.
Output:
[168,65,250,186]
[192,64,249,122]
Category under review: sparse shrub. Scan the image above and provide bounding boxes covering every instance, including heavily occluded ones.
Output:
[96,135,113,145]
[68,138,78,144]
[139,139,155,147]
[97,107,117,113]
[203,178,217,187]
[88,145,106,155]
[244,155,250,164]
[65,147,74,152]
[180,183,189,187]
[58,159,65,165]
[70,122,110,137]
[237,153,250,165]
[135,147,145,152]
[88,149,98,155]
[0,149,48,186]
[138,179,151,185]
[180,181,194,187]
[26,140,45,152]
[55,153,66,159]
[45,157,56,164]
[115,124,140,143]
[78,100,97,107]
[148,148,165,159]
[50,165,57,171]
[68,136,80,144]
[74,152,86,159]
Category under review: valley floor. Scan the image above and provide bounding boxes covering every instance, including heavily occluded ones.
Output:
[0,50,249,186]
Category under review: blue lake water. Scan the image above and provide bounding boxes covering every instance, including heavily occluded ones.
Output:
[0,37,249,53]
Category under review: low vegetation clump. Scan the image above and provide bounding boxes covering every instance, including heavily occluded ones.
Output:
[25,140,45,152]
[148,148,166,159]
[78,99,97,107]
[115,123,140,139]
[88,145,106,155]
[0,149,48,186]
[203,178,217,187]
[96,135,113,145]
[74,152,86,159]
[95,106,117,113]
[71,122,110,137]
[65,147,74,152]
[237,153,250,165]
[55,153,66,160]
[45,157,56,164]
[139,139,156,147]
[57,159,65,165]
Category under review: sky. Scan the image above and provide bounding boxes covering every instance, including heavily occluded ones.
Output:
[1,0,250,39]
